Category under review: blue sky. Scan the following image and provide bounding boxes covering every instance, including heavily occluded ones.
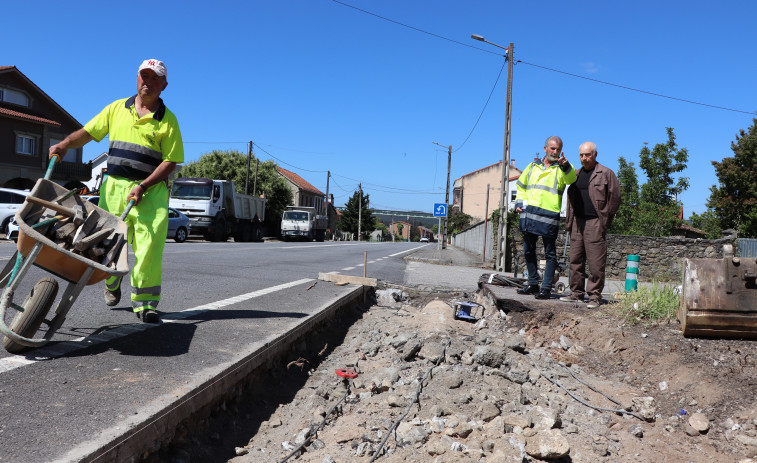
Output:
[5,1,756,217]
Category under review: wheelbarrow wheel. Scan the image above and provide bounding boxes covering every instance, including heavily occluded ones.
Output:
[3,277,59,354]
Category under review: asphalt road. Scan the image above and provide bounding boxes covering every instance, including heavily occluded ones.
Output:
[0,239,426,360]
[0,238,430,462]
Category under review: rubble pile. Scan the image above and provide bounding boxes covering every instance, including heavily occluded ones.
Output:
[221,287,757,463]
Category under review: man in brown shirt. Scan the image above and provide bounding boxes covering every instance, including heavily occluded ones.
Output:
[561,142,621,308]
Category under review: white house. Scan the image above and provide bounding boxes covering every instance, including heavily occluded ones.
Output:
[84,152,108,193]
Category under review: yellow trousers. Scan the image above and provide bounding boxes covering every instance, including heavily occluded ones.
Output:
[101,176,168,312]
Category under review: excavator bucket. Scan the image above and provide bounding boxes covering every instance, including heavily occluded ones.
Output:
[678,244,757,339]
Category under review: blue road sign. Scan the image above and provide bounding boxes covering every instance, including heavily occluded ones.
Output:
[433,203,447,217]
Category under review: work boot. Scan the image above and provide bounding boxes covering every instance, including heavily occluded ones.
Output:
[586,298,601,309]
[534,288,552,300]
[104,287,121,307]
[517,285,540,295]
[136,309,160,323]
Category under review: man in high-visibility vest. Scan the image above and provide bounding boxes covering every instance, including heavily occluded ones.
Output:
[514,136,576,299]
[50,59,183,323]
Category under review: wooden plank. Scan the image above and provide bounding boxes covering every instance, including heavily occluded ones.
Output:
[74,227,114,251]
[318,272,377,287]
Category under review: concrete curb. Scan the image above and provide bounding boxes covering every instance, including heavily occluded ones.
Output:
[57,285,366,463]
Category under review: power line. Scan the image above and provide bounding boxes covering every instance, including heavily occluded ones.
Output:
[332,0,756,116]
[453,58,507,153]
[253,143,328,173]
[517,60,756,115]
[330,0,500,56]
[331,173,440,194]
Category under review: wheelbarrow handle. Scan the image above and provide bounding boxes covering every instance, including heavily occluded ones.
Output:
[45,155,59,180]
[120,198,136,220]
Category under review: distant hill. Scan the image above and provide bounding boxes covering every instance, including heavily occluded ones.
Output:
[336,208,439,229]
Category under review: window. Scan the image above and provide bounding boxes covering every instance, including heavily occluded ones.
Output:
[49,138,77,162]
[0,87,30,107]
[0,191,26,204]
[16,134,35,155]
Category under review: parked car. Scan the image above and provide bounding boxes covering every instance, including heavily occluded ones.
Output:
[90,198,189,243]
[167,207,190,243]
[5,216,19,241]
[0,188,30,235]
[82,195,100,206]
[420,236,430,243]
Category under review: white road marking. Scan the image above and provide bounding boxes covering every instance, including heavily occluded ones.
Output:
[0,278,313,373]
[389,245,426,257]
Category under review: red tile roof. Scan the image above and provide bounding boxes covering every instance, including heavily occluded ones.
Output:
[0,65,81,127]
[276,166,324,195]
[0,106,60,126]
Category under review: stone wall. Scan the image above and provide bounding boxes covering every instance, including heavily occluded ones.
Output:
[508,229,736,283]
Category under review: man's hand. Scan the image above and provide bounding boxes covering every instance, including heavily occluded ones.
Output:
[557,153,569,167]
[48,128,93,159]
[129,185,145,206]
[515,206,523,213]
[49,143,66,160]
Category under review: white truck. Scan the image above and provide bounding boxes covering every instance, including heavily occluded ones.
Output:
[170,178,265,242]
[280,206,327,242]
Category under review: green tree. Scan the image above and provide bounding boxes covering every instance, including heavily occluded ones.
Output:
[396,223,404,241]
[609,156,639,235]
[339,189,375,240]
[447,210,473,234]
[706,118,757,237]
[688,210,722,239]
[639,127,689,206]
[178,149,292,224]
[411,225,420,242]
[611,129,688,237]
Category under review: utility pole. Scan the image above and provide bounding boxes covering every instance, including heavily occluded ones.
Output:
[432,142,452,249]
[252,159,259,197]
[357,183,362,241]
[471,36,514,272]
[325,171,330,232]
[497,42,514,272]
[245,141,252,195]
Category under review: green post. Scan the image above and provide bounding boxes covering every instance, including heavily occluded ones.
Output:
[625,254,640,292]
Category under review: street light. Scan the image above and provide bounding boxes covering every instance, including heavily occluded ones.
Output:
[472,34,514,273]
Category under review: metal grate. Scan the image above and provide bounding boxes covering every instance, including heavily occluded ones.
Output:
[737,238,757,257]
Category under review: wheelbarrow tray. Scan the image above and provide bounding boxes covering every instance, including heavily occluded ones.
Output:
[15,179,129,286]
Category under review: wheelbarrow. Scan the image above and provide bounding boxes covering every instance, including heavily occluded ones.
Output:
[0,156,132,353]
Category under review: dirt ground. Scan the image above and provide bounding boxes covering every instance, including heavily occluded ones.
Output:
[153,283,757,463]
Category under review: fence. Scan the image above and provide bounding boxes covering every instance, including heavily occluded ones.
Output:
[450,220,494,262]
[738,238,757,257]
[452,221,739,283]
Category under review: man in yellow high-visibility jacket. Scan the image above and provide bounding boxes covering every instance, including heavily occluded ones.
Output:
[514,136,576,300]
[50,59,183,323]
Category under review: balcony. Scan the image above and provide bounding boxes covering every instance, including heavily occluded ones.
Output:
[53,161,92,182]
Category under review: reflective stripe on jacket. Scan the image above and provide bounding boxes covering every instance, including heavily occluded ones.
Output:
[515,159,576,237]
